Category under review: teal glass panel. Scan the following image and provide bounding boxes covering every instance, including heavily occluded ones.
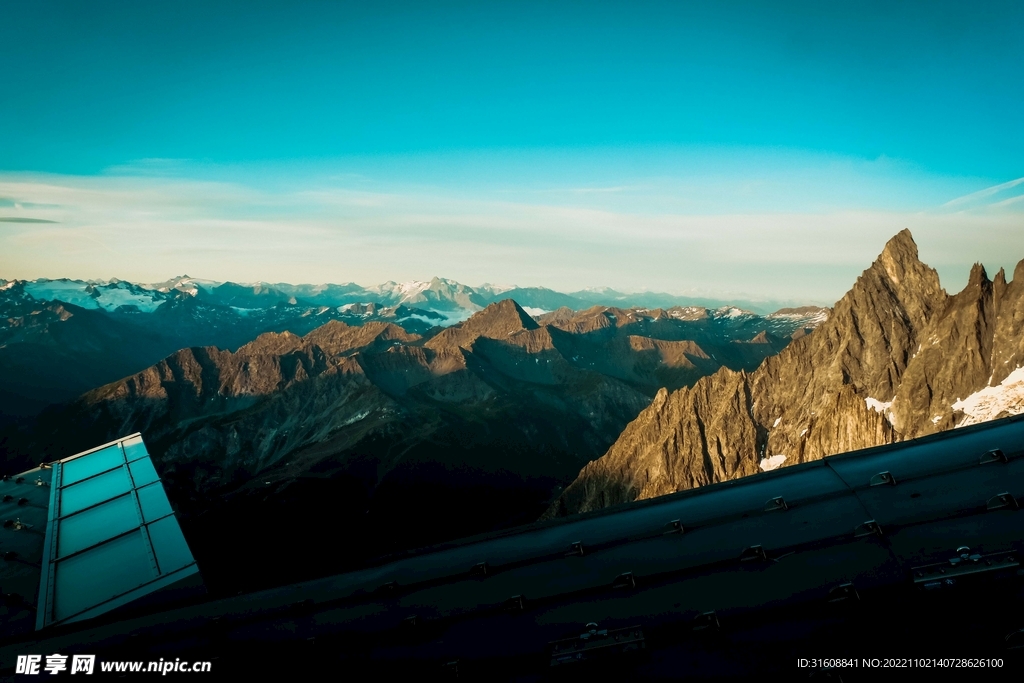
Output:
[147,516,194,575]
[60,467,131,516]
[137,483,172,523]
[128,458,159,488]
[57,495,139,557]
[53,530,155,621]
[61,445,124,485]
[122,436,149,463]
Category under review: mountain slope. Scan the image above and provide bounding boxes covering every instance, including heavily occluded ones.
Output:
[16,296,820,592]
[546,229,1024,517]
[1,274,827,420]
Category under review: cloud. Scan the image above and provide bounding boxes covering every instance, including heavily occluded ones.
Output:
[529,185,636,194]
[0,217,59,223]
[941,176,1024,210]
[101,158,199,176]
[0,158,1022,303]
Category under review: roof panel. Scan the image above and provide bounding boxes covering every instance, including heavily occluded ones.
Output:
[57,495,139,558]
[121,435,149,463]
[61,444,124,485]
[53,530,156,622]
[35,434,203,630]
[59,467,131,517]
[127,458,159,488]
[137,483,172,523]
[147,517,194,575]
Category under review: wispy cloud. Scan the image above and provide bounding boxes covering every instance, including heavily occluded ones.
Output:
[529,185,637,195]
[942,176,1024,209]
[989,194,1024,210]
[0,156,1022,303]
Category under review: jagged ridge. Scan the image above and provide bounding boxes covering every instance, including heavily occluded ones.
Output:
[546,230,1024,518]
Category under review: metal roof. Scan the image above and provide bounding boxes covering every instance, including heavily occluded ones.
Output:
[0,465,52,638]
[34,433,202,630]
[1,416,1023,677]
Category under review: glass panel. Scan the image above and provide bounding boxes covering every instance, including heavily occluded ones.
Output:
[147,516,194,575]
[57,495,139,557]
[137,483,172,523]
[53,530,155,622]
[128,458,159,488]
[122,436,149,463]
[60,467,131,516]
[61,445,124,485]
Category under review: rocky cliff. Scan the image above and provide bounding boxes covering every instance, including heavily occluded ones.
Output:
[546,229,1024,517]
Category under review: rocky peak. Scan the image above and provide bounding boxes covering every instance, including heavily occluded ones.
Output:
[426,299,538,350]
[811,229,945,402]
[236,330,307,357]
[1014,259,1024,284]
[862,229,945,328]
[546,229,1013,520]
[303,320,417,356]
[993,268,1008,302]
[966,263,991,290]
[464,299,539,333]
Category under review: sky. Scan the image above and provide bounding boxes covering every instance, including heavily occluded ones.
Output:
[1,0,1022,306]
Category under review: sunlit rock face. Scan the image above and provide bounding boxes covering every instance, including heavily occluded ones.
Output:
[546,230,1024,518]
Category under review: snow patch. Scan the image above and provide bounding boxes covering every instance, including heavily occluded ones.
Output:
[24,280,166,312]
[759,455,787,472]
[865,397,898,427]
[799,428,808,437]
[767,309,829,325]
[952,366,1024,427]
[715,306,750,319]
[24,281,100,309]
[865,397,892,413]
[398,280,430,297]
[480,283,516,295]
[772,417,781,428]
[339,410,371,426]
[93,283,165,312]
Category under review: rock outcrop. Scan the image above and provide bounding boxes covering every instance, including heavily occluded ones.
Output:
[546,230,1024,518]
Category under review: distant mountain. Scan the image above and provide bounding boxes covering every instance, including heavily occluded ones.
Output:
[0,275,823,419]
[368,276,489,314]
[545,230,1024,518]
[0,280,445,420]
[8,274,807,319]
[567,287,796,315]
[13,296,827,592]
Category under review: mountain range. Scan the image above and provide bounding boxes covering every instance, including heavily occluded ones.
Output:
[0,275,823,420]
[545,229,1024,518]
[6,292,825,592]
[8,230,1022,595]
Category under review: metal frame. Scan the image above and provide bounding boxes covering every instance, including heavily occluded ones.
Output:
[35,435,198,630]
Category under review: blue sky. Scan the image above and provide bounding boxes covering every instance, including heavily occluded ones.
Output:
[1,1,1022,304]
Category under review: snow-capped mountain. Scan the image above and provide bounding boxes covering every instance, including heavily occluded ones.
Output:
[22,279,174,313]
[367,276,488,313]
[0,273,827,421]
[3,275,817,321]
